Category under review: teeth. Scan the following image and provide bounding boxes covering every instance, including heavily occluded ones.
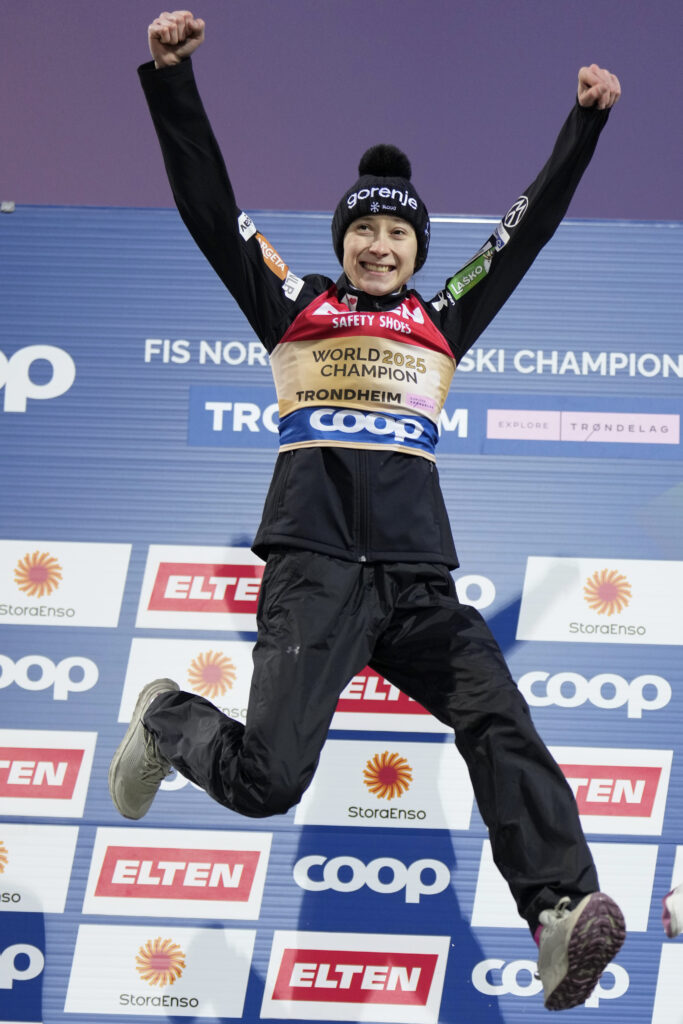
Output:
[362,263,392,273]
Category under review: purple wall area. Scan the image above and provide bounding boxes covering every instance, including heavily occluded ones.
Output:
[3,0,682,220]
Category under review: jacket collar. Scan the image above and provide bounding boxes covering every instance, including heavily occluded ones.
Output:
[336,274,410,313]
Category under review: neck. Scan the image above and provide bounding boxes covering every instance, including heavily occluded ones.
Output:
[338,275,408,312]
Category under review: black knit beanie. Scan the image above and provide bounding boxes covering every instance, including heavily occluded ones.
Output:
[331,144,430,272]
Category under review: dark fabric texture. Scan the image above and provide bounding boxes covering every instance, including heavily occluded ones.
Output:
[144,549,598,929]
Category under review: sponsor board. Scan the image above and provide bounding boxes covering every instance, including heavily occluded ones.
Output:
[294,739,473,830]
[0,913,46,1024]
[293,853,452,905]
[487,409,679,444]
[552,746,672,835]
[0,653,99,701]
[0,730,96,817]
[471,839,656,930]
[471,957,628,1008]
[0,540,131,628]
[0,824,78,912]
[0,344,75,413]
[332,670,448,734]
[518,668,672,718]
[120,638,254,722]
[64,924,255,1018]
[83,827,271,919]
[516,556,683,645]
[652,944,683,1024]
[261,931,449,1023]
[136,545,263,631]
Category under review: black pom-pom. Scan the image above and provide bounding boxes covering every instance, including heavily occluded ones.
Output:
[358,144,411,180]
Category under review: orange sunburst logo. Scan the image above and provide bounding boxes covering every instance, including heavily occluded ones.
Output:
[583,568,632,616]
[14,551,63,598]
[0,842,8,873]
[363,751,413,801]
[187,650,237,698]
[135,937,185,987]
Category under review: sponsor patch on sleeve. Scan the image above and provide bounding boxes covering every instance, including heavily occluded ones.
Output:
[446,248,494,301]
[238,212,257,241]
[283,270,304,301]
[256,232,288,281]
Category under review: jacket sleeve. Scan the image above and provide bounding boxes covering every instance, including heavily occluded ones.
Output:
[427,101,610,360]
[138,58,310,352]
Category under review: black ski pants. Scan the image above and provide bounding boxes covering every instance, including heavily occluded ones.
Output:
[144,548,598,929]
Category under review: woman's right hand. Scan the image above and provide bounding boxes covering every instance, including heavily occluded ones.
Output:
[148,10,205,68]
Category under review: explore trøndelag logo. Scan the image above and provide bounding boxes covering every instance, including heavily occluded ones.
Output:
[0,823,79,912]
[516,556,683,645]
[136,545,263,631]
[261,931,449,1024]
[0,540,131,627]
[64,924,255,1018]
[82,826,271,920]
[294,739,473,829]
[0,729,97,817]
[120,639,253,724]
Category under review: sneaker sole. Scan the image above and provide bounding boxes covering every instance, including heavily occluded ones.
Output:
[545,893,626,1011]
[108,678,179,819]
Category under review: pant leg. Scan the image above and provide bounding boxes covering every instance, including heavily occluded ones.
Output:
[144,550,382,817]
[370,561,598,930]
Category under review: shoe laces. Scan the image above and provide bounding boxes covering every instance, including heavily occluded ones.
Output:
[140,729,170,782]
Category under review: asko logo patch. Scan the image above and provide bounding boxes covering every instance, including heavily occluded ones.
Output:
[262,931,449,1023]
[83,827,271,920]
[0,730,96,817]
[551,745,672,835]
[136,546,264,631]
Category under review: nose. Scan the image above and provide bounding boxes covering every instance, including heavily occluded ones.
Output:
[368,232,390,255]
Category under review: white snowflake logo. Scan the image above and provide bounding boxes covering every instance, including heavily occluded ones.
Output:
[370,202,380,213]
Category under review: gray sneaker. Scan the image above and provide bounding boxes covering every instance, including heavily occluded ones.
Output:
[108,678,180,820]
[537,892,626,1011]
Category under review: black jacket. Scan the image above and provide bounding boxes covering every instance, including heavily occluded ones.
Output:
[139,58,608,567]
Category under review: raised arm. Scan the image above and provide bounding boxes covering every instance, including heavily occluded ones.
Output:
[139,11,312,350]
[431,64,621,359]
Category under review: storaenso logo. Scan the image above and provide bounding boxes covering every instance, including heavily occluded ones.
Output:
[472,958,629,1008]
[347,186,418,211]
[293,855,451,904]
[0,943,45,988]
[0,345,76,412]
[519,671,671,719]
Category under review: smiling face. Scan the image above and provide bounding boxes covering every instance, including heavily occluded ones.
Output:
[342,215,418,296]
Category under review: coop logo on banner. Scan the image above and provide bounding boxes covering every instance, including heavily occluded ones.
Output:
[0,824,79,912]
[0,730,96,817]
[120,637,254,722]
[262,931,449,1023]
[136,545,263,631]
[0,344,75,412]
[83,827,271,920]
[472,958,629,1009]
[518,668,672,719]
[294,739,473,830]
[332,670,449,734]
[293,853,452,904]
[516,556,683,645]
[471,839,657,931]
[64,924,255,1018]
[0,541,131,628]
[0,653,99,701]
[550,746,672,835]
[0,913,46,1024]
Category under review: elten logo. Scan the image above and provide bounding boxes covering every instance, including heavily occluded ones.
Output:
[136,937,185,987]
[363,751,412,800]
[0,730,96,818]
